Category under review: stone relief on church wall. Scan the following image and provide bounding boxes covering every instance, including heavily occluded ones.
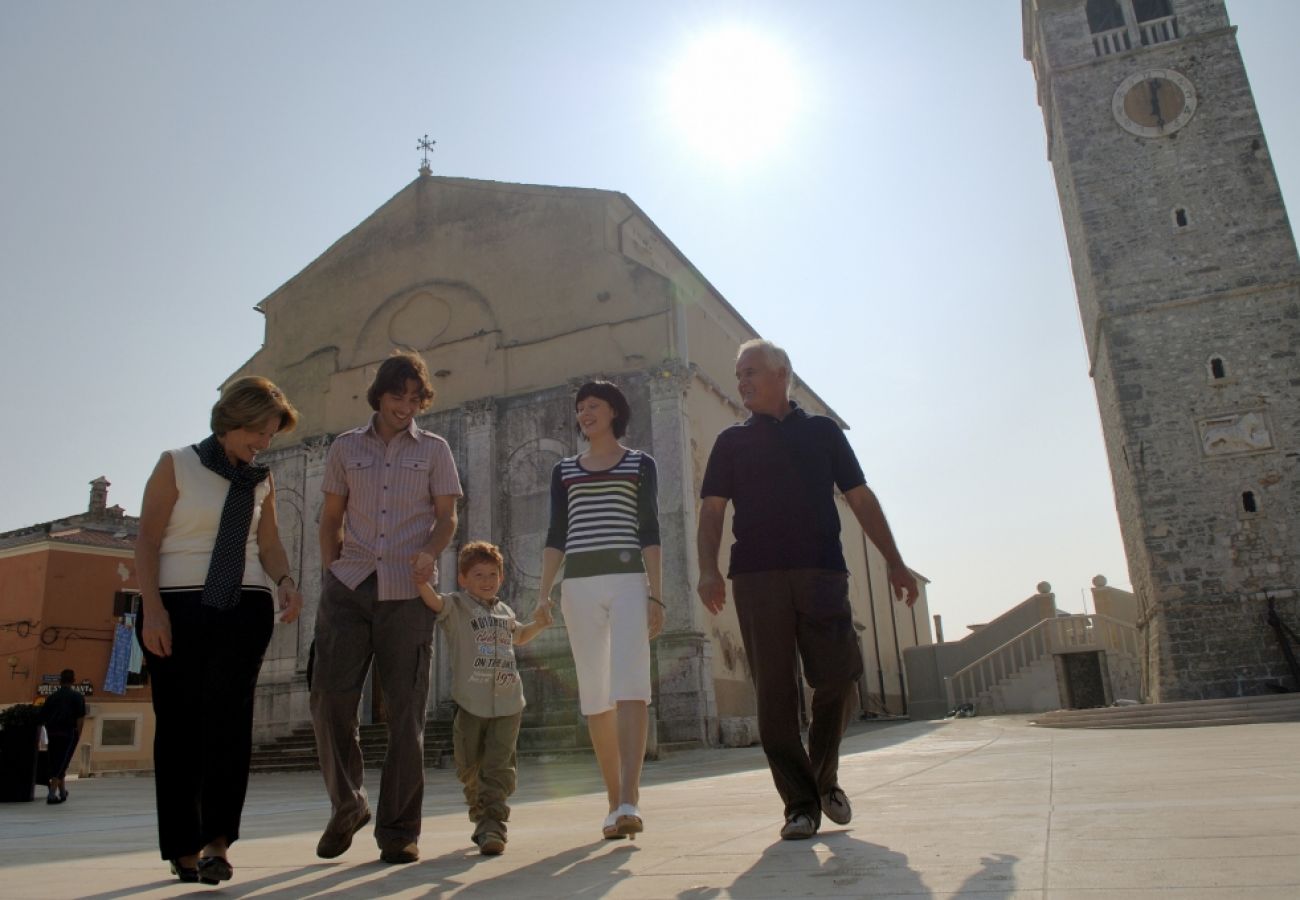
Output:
[349,281,498,370]
[1197,411,1274,457]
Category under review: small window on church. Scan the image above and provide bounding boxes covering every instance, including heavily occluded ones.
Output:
[1174,208,1188,228]
[1133,0,1173,22]
[1086,0,1126,33]
[1242,491,1257,514]
[1209,357,1226,379]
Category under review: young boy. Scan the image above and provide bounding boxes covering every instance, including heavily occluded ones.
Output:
[413,541,551,856]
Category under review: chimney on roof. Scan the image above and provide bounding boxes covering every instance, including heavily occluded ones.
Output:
[89,476,110,517]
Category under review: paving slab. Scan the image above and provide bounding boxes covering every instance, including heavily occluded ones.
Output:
[1,715,1297,898]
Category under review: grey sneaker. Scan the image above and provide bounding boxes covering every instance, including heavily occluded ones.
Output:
[821,787,852,825]
[779,813,817,840]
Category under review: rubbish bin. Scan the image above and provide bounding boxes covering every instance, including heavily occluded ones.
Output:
[0,705,42,802]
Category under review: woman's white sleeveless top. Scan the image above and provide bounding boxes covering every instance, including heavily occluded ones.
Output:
[157,445,271,590]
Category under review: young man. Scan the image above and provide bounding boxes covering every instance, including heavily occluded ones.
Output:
[413,541,551,856]
[696,339,919,841]
[311,351,462,864]
[39,669,85,804]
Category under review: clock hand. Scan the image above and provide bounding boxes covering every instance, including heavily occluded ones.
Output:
[1149,79,1166,127]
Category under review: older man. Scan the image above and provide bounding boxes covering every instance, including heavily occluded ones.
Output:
[697,338,918,841]
[312,351,461,864]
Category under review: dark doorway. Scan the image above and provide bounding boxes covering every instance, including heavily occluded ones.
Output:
[1062,652,1107,709]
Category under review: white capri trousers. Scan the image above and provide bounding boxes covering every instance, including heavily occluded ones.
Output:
[560,572,652,716]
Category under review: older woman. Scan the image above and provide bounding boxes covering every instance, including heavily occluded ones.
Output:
[536,380,664,841]
[134,376,302,885]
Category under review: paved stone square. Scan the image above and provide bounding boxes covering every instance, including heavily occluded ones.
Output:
[2,716,1298,898]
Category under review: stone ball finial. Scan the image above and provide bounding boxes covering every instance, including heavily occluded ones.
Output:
[1036,581,1052,595]
[1092,574,1108,588]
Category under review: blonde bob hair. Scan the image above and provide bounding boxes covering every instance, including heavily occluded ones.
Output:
[211,376,300,436]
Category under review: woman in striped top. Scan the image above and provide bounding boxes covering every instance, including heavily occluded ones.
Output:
[537,380,663,840]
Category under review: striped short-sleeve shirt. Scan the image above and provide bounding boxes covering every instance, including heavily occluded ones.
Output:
[545,449,660,579]
[322,415,463,600]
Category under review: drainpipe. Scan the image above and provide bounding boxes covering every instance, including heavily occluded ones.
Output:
[886,572,907,716]
[861,533,888,713]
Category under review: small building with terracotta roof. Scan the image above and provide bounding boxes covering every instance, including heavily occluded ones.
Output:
[0,478,155,773]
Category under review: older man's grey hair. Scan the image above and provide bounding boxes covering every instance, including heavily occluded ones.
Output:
[737,339,794,395]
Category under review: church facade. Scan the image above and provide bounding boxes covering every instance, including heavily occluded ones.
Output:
[1024,0,1299,700]
[229,175,932,745]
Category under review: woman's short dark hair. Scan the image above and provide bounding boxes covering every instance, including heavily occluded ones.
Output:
[367,351,436,412]
[575,380,631,439]
[211,376,300,436]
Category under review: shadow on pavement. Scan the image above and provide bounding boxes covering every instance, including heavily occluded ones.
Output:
[677,830,933,899]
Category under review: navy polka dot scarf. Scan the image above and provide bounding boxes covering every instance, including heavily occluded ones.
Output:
[193,434,271,609]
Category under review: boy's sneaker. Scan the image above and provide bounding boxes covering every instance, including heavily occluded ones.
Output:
[821,787,852,825]
[779,813,817,840]
[478,832,506,856]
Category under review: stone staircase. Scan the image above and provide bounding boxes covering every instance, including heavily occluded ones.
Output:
[249,720,453,773]
[975,656,1059,715]
[249,709,703,773]
[1032,692,1300,729]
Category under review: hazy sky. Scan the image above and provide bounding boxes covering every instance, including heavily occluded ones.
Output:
[2,1,1297,634]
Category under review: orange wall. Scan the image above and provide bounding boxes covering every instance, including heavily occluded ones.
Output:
[0,545,142,705]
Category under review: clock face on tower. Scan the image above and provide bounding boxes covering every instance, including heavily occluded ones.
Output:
[1112,69,1198,138]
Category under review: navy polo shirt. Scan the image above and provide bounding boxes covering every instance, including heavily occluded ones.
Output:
[701,401,866,576]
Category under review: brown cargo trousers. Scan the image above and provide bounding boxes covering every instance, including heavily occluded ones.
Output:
[453,707,522,842]
[310,572,437,848]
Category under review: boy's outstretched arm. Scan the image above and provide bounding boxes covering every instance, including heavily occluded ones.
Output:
[514,604,552,645]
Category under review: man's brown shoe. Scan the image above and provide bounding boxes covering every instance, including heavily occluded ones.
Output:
[379,841,419,864]
[316,810,371,859]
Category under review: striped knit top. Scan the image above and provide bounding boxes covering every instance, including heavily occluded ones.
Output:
[545,449,660,579]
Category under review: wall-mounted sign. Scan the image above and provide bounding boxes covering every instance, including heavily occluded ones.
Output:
[36,680,94,697]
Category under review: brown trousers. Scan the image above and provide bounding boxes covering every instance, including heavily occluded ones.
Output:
[732,569,861,824]
[453,707,522,840]
[310,572,436,847]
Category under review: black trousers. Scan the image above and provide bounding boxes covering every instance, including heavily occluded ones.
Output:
[732,569,862,824]
[137,589,274,860]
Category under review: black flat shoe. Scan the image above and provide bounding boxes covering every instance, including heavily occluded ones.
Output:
[198,855,233,884]
[169,860,199,883]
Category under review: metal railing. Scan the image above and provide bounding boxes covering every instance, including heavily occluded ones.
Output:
[944,614,1139,711]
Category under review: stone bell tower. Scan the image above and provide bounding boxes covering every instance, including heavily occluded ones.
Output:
[1023,0,1300,701]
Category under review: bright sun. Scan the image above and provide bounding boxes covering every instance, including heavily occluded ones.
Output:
[664,26,802,170]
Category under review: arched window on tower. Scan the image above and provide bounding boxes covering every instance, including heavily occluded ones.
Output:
[1208,357,1227,380]
[1133,0,1179,45]
[1086,0,1125,32]
[1133,0,1172,22]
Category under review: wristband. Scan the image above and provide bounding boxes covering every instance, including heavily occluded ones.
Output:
[647,596,666,608]
[276,574,294,587]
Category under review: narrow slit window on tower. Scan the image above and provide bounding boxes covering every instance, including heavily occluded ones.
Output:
[1174,208,1188,228]
[1210,357,1226,379]
[1242,491,1257,514]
